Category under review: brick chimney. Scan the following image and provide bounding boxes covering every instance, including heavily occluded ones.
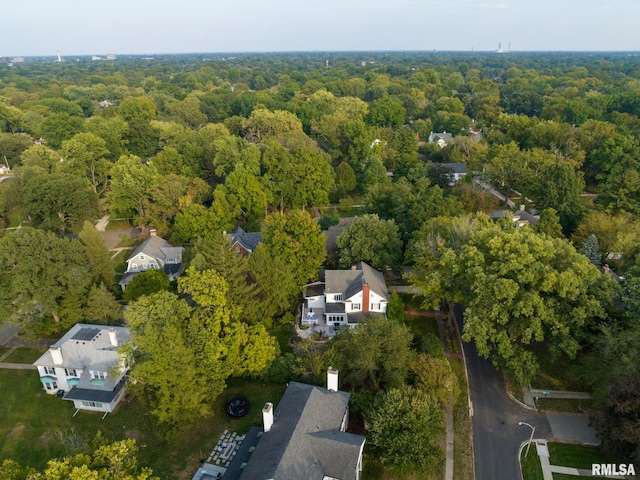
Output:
[262,402,274,432]
[363,283,370,313]
[327,367,339,392]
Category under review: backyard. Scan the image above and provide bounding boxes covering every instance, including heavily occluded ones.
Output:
[0,366,286,479]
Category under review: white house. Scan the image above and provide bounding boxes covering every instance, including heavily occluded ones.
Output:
[33,324,131,414]
[302,262,388,330]
[439,162,467,186]
[119,229,184,290]
[428,131,453,148]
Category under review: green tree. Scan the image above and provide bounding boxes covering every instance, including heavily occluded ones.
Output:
[411,223,612,384]
[336,214,403,270]
[262,210,326,286]
[60,133,112,195]
[365,386,444,473]
[411,354,457,406]
[20,144,60,173]
[328,316,414,389]
[23,172,100,233]
[108,155,160,226]
[367,95,406,128]
[78,221,114,286]
[124,292,210,439]
[535,208,564,239]
[85,283,122,323]
[123,269,171,302]
[118,97,158,157]
[386,291,407,324]
[0,228,91,334]
[580,234,602,268]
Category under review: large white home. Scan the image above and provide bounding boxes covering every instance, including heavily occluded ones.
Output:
[33,324,130,414]
[302,262,388,329]
[118,229,184,290]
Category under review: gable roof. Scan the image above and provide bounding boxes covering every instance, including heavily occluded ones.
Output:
[128,235,183,263]
[227,226,262,253]
[429,132,453,143]
[440,162,467,174]
[325,261,388,300]
[239,382,364,480]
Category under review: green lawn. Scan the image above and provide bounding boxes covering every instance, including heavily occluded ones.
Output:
[269,323,296,355]
[404,315,439,340]
[3,347,47,364]
[521,445,545,480]
[0,369,286,479]
[521,442,615,480]
[112,249,132,274]
[535,398,594,414]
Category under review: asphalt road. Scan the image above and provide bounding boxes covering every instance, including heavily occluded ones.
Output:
[455,305,551,480]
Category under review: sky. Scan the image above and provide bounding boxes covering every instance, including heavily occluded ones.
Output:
[1,0,639,57]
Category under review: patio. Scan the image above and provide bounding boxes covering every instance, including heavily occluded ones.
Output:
[298,306,337,338]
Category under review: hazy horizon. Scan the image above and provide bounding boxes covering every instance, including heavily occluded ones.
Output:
[2,0,638,57]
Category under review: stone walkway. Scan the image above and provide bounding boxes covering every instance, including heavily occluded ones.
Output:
[192,430,246,480]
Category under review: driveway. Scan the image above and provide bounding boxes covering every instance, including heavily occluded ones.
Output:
[455,305,552,480]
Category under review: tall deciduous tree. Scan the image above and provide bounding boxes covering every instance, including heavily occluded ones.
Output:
[411,223,613,384]
[108,155,160,226]
[78,221,114,286]
[262,210,325,286]
[365,386,444,473]
[0,228,91,334]
[336,214,403,270]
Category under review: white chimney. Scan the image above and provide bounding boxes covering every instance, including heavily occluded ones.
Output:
[263,402,274,432]
[150,229,157,237]
[108,329,118,347]
[50,346,63,365]
[327,367,339,392]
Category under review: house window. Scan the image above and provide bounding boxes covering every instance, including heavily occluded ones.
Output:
[82,401,103,408]
[45,381,58,391]
[328,315,344,323]
[371,303,381,310]
[351,303,361,311]
[65,368,77,377]
[132,264,138,271]
[334,294,343,302]
[91,371,107,380]
[140,255,145,260]
[44,366,56,375]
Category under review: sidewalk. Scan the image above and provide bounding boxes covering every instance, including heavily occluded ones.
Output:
[434,308,455,480]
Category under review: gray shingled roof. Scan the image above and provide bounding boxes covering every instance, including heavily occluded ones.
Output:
[325,262,388,301]
[227,227,262,253]
[63,377,126,403]
[239,382,364,480]
[440,162,467,174]
[129,236,183,263]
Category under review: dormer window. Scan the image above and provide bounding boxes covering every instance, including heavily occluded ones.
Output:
[140,255,145,260]
[334,294,343,302]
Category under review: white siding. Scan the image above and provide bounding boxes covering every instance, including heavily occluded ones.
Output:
[306,295,325,309]
[369,291,387,313]
[127,253,163,273]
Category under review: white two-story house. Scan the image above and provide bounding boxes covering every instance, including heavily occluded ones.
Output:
[119,229,184,290]
[34,323,131,414]
[302,262,388,330]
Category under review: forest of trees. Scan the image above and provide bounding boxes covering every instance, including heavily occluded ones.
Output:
[2,51,640,472]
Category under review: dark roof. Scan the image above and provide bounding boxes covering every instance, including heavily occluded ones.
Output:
[304,283,325,298]
[239,382,364,480]
[440,162,467,174]
[71,327,100,341]
[163,263,181,276]
[227,227,262,253]
[346,311,384,324]
[222,427,261,480]
[63,376,126,403]
[118,272,137,287]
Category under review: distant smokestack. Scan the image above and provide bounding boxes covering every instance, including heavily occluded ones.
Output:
[108,329,118,347]
[327,367,339,392]
[263,402,274,432]
[50,346,63,365]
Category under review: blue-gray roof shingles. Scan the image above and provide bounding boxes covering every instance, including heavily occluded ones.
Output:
[227,226,262,253]
[238,382,364,480]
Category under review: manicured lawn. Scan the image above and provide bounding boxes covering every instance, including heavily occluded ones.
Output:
[0,369,286,479]
[547,442,612,470]
[521,444,545,480]
[3,347,47,364]
[112,249,131,274]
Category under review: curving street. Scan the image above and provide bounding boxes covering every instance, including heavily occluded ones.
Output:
[455,305,552,480]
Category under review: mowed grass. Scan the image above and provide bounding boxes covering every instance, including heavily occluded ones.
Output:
[521,442,614,480]
[3,347,47,364]
[0,369,286,479]
[521,445,545,480]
